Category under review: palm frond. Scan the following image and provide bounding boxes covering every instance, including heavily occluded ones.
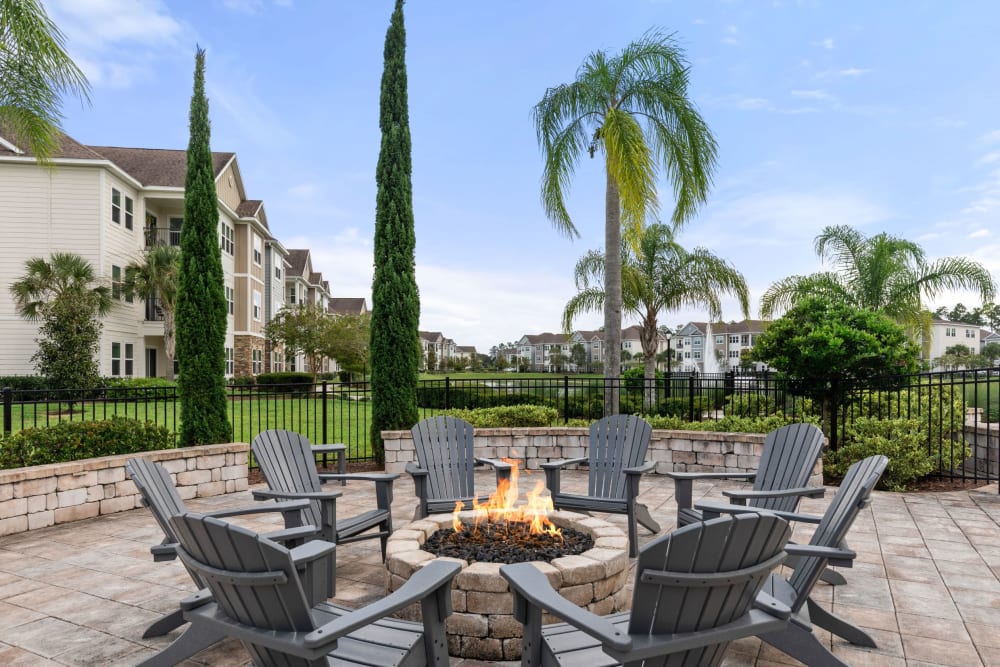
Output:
[602,107,657,233]
[562,288,606,332]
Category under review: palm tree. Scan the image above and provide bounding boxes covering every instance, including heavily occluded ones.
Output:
[760,225,996,345]
[10,252,112,320]
[535,30,718,413]
[1,0,91,162]
[123,245,181,379]
[563,224,749,410]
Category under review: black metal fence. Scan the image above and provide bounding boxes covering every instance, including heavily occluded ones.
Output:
[2,368,997,482]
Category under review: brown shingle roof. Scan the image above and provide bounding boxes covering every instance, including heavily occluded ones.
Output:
[86,146,234,187]
[286,250,309,276]
[309,272,323,285]
[522,333,571,344]
[328,298,367,315]
[236,200,262,217]
[0,126,106,160]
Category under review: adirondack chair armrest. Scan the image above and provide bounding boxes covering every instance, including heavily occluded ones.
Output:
[500,562,632,652]
[622,461,657,476]
[302,560,462,649]
[151,542,178,562]
[178,588,213,612]
[784,543,856,568]
[404,462,428,477]
[663,471,757,481]
[289,539,338,565]
[693,501,823,525]
[605,608,790,662]
[539,457,588,470]
[205,499,311,518]
[252,489,343,502]
[721,486,825,503]
[263,525,320,544]
[752,591,793,620]
[475,457,513,471]
[318,473,400,483]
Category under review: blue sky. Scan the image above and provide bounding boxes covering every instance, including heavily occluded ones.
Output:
[46,0,1000,353]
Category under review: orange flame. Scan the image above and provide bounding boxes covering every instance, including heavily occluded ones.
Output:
[452,451,561,538]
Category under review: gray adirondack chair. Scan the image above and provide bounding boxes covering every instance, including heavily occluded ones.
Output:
[169,511,460,667]
[715,454,889,667]
[665,422,826,526]
[500,512,793,667]
[407,416,512,519]
[125,457,333,667]
[541,414,659,557]
[251,430,399,593]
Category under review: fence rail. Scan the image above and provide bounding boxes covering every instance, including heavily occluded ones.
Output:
[2,368,997,482]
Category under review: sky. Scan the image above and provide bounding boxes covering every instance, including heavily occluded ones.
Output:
[45,0,1000,353]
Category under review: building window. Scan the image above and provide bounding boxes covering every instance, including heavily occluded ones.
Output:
[111,342,121,376]
[289,286,297,304]
[946,327,956,337]
[287,354,296,372]
[220,222,234,255]
[685,351,691,359]
[252,349,262,374]
[225,286,234,315]
[112,265,123,300]
[729,350,740,359]
[253,237,262,265]
[693,338,701,347]
[966,329,976,338]
[715,335,724,345]
[729,335,739,344]
[173,357,179,376]
[169,217,183,246]
[741,334,750,345]
[225,347,234,375]
[694,351,701,359]
[253,291,262,321]
[124,343,134,376]
[275,266,281,279]
[112,188,121,224]
[125,196,134,230]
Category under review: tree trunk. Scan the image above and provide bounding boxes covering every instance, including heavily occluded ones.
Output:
[641,315,658,412]
[163,308,175,380]
[604,169,622,415]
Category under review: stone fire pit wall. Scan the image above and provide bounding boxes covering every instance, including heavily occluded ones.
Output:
[381,427,823,484]
[385,510,630,661]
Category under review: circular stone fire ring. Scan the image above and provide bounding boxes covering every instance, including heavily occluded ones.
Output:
[385,510,630,661]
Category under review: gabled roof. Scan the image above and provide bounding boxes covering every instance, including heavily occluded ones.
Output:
[286,249,309,277]
[521,333,572,345]
[0,126,105,160]
[711,320,769,334]
[236,199,262,217]
[309,272,323,285]
[86,145,234,187]
[419,331,444,342]
[328,298,368,315]
[457,345,477,354]
[572,330,603,341]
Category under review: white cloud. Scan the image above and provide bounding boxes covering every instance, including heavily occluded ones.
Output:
[960,168,1000,215]
[791,89,834,101]
[837,67,870,77]
[979,129,1000,145]
[722,24,741,46]
[969,229,991,238]
[977,152,1000,166]
[812,37,835,49]
[693,18,707,25]
[736,97,770,110]
[288,182,321,198]
[221,0,262,13]
[208,78,296,147]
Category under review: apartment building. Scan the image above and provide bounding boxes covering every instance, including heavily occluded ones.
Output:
[419,330,476,370]
[673,320,768,373]
[283,249,334,374]
[328,298,368,316]
[926,317,982,364]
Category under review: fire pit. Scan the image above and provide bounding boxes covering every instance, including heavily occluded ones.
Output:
[385,460,630,661]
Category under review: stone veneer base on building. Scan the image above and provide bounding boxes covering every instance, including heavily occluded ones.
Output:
[385,510,630,661]
[0,443,249,536]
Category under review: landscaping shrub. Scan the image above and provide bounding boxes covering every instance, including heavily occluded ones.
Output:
[0,417,175,469]
[723,393,777,417]
[416,386,549,410]
[987,407,999,423]
[655,396,711,419]
[442,405,559,428]
[255,372,315,394]
[644,413,819,434]
[846,384,966,456]
[103,377,176,400]
[823,417,969,491]
[230,375,255,388]
[0,376,50,392]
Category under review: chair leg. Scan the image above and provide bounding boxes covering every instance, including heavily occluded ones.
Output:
[808,598,877,647]
[137,621,223,667]
[141,608,185,638]
[626,507,639,558]
[634,502,660,534]
[760,625,850,667]
[785,553,848,586]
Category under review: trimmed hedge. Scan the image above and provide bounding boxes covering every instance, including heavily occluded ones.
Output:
[255,372,315,394]
[643,413,820,433]
[0,417,175,469]
[417,386,549,410]
[441,405,560,428]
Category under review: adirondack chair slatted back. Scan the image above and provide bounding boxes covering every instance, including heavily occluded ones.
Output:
[786,454,888,611]
[170,512,323,667]
[252,430,323,530]
[587,415,653,500]
[751,423,825,513]
[411,416,477,501]
[629,513,791,666]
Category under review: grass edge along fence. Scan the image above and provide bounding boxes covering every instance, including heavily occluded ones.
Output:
[2,368,998,483]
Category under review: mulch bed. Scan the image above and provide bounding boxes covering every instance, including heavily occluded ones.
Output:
[423,524,594,564]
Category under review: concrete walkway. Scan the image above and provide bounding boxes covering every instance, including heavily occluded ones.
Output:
[0,471,998,666]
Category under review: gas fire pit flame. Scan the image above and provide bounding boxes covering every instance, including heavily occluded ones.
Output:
[452,452,562,541]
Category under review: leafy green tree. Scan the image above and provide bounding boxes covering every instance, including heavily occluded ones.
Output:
[933,344,984,370]
[0,0,90,163]
[265,303,331,378]
[324,312,370,379]
[570,343,587,371]
[563,224,748,409]
[123,245,180,379]
[535,30,717,414]
[370,0,419,465]
[760,225,996,346]
[10,253,111,393]
[982,342,1000,363]
[425,347,436,373]
[175,48,229,446]
[750,296,920,445]
[549,351,568,372]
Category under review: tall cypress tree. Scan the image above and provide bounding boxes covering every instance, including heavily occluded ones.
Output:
[370,0,419,465]
[176,48,230,445]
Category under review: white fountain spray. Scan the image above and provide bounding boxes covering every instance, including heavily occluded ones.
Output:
[702,323,721,375]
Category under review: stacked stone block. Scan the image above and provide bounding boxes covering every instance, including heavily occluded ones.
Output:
[0,443,249,536]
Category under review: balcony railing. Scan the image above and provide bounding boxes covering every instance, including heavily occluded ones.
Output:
[145,297,166,322]
[144,227,181,247]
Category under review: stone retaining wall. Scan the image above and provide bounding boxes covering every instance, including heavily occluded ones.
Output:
[381,427,823,484]
[0,443,249,537]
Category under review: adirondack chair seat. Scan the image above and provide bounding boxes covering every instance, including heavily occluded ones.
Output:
[171,512,460,667]
[543,415,659,557]
[501,513,794,667]
[251,429,400,600]
[408,416,513,519]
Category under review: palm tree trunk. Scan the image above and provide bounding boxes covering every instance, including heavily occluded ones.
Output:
[641,316,658,412]
[604,169,622,415]
[163,309,176,380]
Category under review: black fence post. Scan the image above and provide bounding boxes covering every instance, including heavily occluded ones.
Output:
[563,375,569,424]
[3,387,11,436]
[445,376,451,410]
[321,381,329,445]
[829,378,840,451]
[688,375,696,421]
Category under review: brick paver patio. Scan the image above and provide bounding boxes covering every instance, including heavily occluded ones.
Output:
[1,470,998,666]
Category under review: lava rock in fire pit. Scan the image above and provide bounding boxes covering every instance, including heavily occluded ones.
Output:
[423,523,594,563]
